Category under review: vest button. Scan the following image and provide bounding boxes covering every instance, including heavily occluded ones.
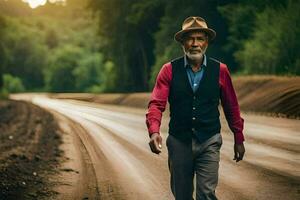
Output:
[193,96,196,100]
[192,107,196,110]
[192,117,196,120]
[192,128,196,132]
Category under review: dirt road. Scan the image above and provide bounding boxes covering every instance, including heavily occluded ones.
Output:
[11,95,300,200]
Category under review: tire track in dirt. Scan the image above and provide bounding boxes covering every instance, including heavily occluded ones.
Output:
[50,112,100,200]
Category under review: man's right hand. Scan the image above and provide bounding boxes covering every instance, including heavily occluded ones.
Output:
[233,143,245,162]
[149,133,162,154]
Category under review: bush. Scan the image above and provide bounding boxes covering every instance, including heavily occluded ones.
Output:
[0,88,9,99]
[220,0,300,75]
[236,1,300,75]
[2,73,25,93]
[45,45,83,92]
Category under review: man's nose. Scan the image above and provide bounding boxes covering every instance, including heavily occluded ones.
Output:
[191,39,199,46]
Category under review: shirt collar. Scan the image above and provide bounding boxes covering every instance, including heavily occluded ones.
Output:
[184,54,207,68]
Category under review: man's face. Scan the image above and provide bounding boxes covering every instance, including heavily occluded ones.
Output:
[182,31,208,62]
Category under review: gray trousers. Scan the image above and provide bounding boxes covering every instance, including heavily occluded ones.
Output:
[166,133,222,200]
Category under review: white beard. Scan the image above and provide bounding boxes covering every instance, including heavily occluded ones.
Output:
[184,46,207,63]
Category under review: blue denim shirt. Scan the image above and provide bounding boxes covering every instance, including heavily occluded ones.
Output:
[184,54,207,93]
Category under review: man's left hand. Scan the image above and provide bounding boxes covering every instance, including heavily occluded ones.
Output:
[233,143,245,162]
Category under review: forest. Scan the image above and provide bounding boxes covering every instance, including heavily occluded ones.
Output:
[0,0,299,94]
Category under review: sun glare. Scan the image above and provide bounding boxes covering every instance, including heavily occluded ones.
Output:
[22,0,65,9]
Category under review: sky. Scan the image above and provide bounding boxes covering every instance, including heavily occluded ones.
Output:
[22,0,65,9]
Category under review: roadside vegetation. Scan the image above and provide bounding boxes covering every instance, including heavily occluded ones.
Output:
[0,0,110,94]
[0,0,299,94]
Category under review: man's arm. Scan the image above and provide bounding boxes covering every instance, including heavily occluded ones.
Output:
[219,63,245,162]
[146,63,172,154]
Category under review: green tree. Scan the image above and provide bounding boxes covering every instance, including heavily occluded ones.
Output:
[0,0,104,92]
[73,53,105,91]
[45,45,84,92]
[89,0,164,92]
[45,29,59,49]
[3,73,25,93]
[2,17,48,90]
[220,0,299,75]
[0,15,6,89]
[237,0,300,74]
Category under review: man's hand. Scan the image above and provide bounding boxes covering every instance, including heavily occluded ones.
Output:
[149,133,162,154]
[233,143,245,162]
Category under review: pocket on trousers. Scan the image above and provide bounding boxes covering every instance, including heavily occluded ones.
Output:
[166,135,173,158]
[166,135,170,147]
[217,133,223,146]
[208,133,222,149]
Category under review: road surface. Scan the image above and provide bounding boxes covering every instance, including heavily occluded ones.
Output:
[12,95,300,200]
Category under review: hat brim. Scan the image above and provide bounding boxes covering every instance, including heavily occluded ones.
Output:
[174,27,216,43]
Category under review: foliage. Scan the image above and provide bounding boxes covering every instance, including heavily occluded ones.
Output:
[236,0,300,75]
[45,45,82,92]
[0,14,6,89]
[73,52,113,93]
[3,73,25,93]
[1,17,48,90]
[0,0,106,93]
[0,88,9,99]
[219,0,299,75]
[89,0,164,92]
[1,0,299,94]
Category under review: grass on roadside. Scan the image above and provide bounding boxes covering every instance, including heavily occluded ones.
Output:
[0,88,9,99]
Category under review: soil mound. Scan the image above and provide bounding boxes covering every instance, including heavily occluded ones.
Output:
[0,100,62,199]
[233,76,300,118]
[50,76,300,119]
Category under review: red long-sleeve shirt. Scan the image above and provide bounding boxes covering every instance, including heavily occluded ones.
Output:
[146,61,245,144]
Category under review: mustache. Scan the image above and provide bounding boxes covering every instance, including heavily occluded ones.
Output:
[188,48,203,53]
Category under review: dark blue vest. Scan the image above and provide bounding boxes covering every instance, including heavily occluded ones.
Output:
[168,56,221,143]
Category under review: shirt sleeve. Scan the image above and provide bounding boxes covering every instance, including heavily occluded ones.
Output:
[146,62,172,137]
[219,63,245,144]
